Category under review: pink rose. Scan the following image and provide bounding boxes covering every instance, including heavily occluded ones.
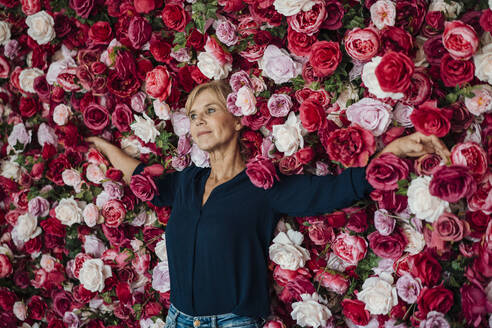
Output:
[374,209,396,236]
[396,274,421,304]
[145,65,172,101]
[267,93,292,118]
[308,221,334,246]
[461,283,492,327]
[229,70,251,93]
[273,266,302,286]
[368,228,407,260]
[278,276,315,304]
[287,0,327,36]
[131,92,147,113]
[215,19,238,47]
[102,199,126,228]
[128,16,151,49]
[433,212,469,242]
[414,153,442,176]
[344,27,380,62]
[0,254,12,278]
[346,98,393,136]
[28,196,50,218]
[130,173,158,202]
[443,20,479,60]
[246,156,279,190]
[111,103,133,133]
[204,35,233,66]
[451,142,488,179]
[314,270,349,294]
[332,232,367,265]
[468,173,492,214]
[429,165,477,202]
[366,152,410,190]
[83,104,110,131]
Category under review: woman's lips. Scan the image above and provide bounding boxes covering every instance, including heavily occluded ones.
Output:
[197,131,211,137]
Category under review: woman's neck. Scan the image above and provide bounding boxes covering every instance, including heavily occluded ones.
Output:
[207,146,245,182]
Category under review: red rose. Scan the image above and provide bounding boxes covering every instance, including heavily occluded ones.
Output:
[299,96,327,132]
[294,88,331,108]
[278,276,315,304]
[161,2,189,32]
[318,0,343,30]
[273,266,301,286]
[287,27,317,57]
[46,155,71,186]
[309,41,342,77]
[106,168,123,181]
[480,9,492,32]
[323,211,347,228]
[111,103,133,133]
[295,147,315,164]
[107,70,141,98]
[116,282,132,305]
[217,0,245,13]
[409,252,442,286]
[83,104,110,131]
[324,125,376,167]
[381,26,414,55]
[417,286,454,315]
[332,232,367,265]
[21,0,40,15]
[315,270,349,294]
[0,255,12,278]
[134,0,156,13]
[308,221,334,246]
[69,0,93,18]
[414,153,442,176]
[443,20,479,60]
[342,299,370,326]
[186,28,206,51]
[422,11,445,37]
[128,16,151,49]
[395,0,426,34]
[423,35,446,66]
[0,55,10,79]
[52,290,73,318]
[366,153,410,191]
[27,295,46,321]
[410,101,451,137]
[461,283,492,327]
[19,96,40,118]
[145,65,172,101]
[278,155,303,175]
[433,212,469,242]
[88,21,112,45]
[0,288,16,311]
[440,53,475,87]
[468,173,492,214]
[143,301,162,318]
[72,285,96,304]
[429,165,477,202]
[287,0,326,35]
[130,174,157,202]
[150,38,171,63]
[368,228,407,260]
[102,199,126,228]
[344,27,380,62]
[451,142,488,179]
[245,156,279,190]
[345,208,368,233]
[375,51,414,93]
[465,210,490,239]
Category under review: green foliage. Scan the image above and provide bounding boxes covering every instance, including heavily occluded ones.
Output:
[155,130,174,154]
[396,179,409,196]
[191,0,218,33]
[290,76,306,90]
[355,251,380,282]
[324,63,349,101]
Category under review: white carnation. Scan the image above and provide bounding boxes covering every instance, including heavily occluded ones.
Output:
[269,229,310,270]
[0,158,21,180]
[12,213,41,247]
[291,293,332,328]
[55,196,83,226]
[131,113,160,143]
[407,176,449,223]
[78,258,112,292]
[25,11,55,45]
[272,112,304,156]
[357,276,398,315]
[402,223,426,255]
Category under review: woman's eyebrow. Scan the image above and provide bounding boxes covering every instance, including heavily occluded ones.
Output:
[190,102,220,113]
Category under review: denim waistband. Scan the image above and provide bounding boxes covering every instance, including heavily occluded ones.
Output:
[166,303,266,328]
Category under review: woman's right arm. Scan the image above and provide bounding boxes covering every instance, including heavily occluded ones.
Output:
[86,136,141,185]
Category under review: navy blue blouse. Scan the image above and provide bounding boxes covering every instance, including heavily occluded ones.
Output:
[132,163,373,319]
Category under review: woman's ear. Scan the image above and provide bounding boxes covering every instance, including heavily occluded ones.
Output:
[234,117,243,131]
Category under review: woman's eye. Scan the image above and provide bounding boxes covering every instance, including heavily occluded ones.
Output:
[190,114,196,120]
[207,107,215,113]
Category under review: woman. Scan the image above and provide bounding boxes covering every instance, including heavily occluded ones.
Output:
[87,80,450,328]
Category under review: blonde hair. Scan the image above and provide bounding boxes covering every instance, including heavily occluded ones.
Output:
[185,80,233,116]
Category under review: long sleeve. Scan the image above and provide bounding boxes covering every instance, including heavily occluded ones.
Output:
[268,167,374,217]
[132,163,180,207]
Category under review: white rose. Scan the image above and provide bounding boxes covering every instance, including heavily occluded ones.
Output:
[13,301,27,321]
[12,213,41,246]
[362,56,404,100]
[235,86,257,116]
[272,112,304,156]
[55,197,83,226]
[474,43,492,85]
[155,236,167,262]
[429,0,463,18]
[0,158,21,180]
[40,254,56,272]
[370,0,396,29]
[130,113,160,143]
[269,229,310,270]
[84,235,107,258]
[357,276,398,315]
[153,99,171,121]
[85,163,105,184]
[273,0,316,16]
[490,0,492,9]
[197,51,231,80]
[62,169,81,187]
[407,176,449,223]
[95,191,111,209]
[402,223,425,255]
[171,111,190,137]
[83,203,101,227]
[0,21,11,46]
[25,11,55,45]
[78,258,112,292]
[8,123,32,149]
[290,293,332,328]
[258,45,302,85]
[325,252,352,272]
[152,260,171,293]
[53,104,71,125]
[37,122,58,146]
[190,143,210,168]
[19,68,44,94]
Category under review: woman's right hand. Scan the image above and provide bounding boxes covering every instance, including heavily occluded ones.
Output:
[86,136,107,153]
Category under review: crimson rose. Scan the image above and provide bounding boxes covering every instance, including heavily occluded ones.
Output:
[324,125,376,167]
[429,165,477,202]
[375,51,414,93]
[366,153,410,191]
[309,41,342,77]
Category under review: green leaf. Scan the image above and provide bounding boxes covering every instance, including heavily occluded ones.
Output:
[290,76,306,90]
[302,222,312,227]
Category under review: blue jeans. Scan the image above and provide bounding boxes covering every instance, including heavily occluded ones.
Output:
[164,303,266,328]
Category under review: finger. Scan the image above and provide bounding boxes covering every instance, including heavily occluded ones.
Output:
[429,135,451,161]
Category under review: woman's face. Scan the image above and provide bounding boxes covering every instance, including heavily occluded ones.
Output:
[188,89,241,153]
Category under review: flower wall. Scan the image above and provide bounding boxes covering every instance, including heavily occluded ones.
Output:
[0,0,491,327]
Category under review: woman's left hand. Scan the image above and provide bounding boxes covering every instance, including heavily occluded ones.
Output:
[376,132,451,162]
